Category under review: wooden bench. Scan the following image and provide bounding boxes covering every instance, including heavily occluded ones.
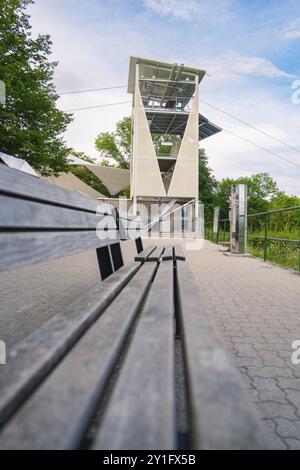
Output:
[0,164,271,450]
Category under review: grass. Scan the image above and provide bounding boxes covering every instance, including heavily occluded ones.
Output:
[205,227,300,272]
[247,233,300,272]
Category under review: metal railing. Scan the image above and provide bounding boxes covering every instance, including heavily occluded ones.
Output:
[141,95,193,112]
[205,206,300,272]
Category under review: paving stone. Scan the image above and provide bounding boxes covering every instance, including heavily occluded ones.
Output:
[256,402,298,420]
[285,389,300,414]
[262,420,288,450]
[259,390,287,404]
[277,378,300,390]
[285,438,300,450]
[252,377,278,390]
[274,418,300,439]
[233,357,264,367]
[247,366,295,379]
[262,356,286,367]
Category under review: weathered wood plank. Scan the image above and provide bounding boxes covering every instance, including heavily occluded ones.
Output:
[93,260,176,450]
[174,244,185,260]
[134,245,156,262]
[176,260,271,450]
[146,246,164,262]
[0,165,142,225]
[162,245,173,261]
[0,164,99,212]
[0,231,119,271]
[0,195,116,229]
[0,263,156,450]
[0,261,140,429]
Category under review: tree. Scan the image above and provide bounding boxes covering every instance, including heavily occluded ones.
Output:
[213,177,235,219]
[268,193,300,233]
[95,116,131,169]
[214,173,280,220]
[198,148,218,219]
[238,173,279,214]
[0,0,72,175]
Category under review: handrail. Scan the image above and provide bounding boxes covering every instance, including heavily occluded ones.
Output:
[246,206,300,217]
[205,205,300,272]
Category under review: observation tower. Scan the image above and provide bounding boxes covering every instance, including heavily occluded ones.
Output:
[127,56,221,208]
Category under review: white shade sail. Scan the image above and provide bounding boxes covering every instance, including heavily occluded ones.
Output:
[0,152,38,176]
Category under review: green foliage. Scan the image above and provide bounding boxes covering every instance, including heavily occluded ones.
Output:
[247,237,300,272]
[212,177,233,219]
[268,193,300,233]
[69,165,110,197]
[198,148,218,219]
[95,116,131,169]
[214,173,280,219]
[117,185,130,198]
[0,0,72,175]
[158,144,172,155]
[95,117,179,168]
[69,149,95,164]
[239,173,279,214]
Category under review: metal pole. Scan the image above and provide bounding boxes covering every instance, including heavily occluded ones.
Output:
[264,214,269,262]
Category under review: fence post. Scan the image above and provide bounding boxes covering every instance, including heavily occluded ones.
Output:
[264,214,269,262]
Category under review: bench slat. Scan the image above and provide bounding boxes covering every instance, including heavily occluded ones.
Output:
[93,260,176,450]
[0,163,99,212]
[134,245,156,262]
[0,263,156,450]
[0,261,140,430]
[0,231,119,271]
[162,246,173,261]
[146,246,164,262]
[0,195,115,230]
[174,244,185,260]
[176,260,270,450]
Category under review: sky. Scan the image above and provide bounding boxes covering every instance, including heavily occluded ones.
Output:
[28,0,300,196]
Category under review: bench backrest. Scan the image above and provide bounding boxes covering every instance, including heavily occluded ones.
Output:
[0,164,141,272]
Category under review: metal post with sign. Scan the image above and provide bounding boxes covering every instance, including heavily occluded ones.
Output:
[230,184,248,254]
[213,207,220,243]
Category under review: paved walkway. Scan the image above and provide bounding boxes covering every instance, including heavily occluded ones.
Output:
[1,238,300,448]
[183,240,300,450]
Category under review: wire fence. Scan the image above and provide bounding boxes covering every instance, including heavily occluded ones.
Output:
[205,206,300,272]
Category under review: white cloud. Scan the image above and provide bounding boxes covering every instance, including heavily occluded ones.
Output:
[283,17,300,40]
[143,0,233,22]
[204,52,295,81]
[144,0,199,20]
